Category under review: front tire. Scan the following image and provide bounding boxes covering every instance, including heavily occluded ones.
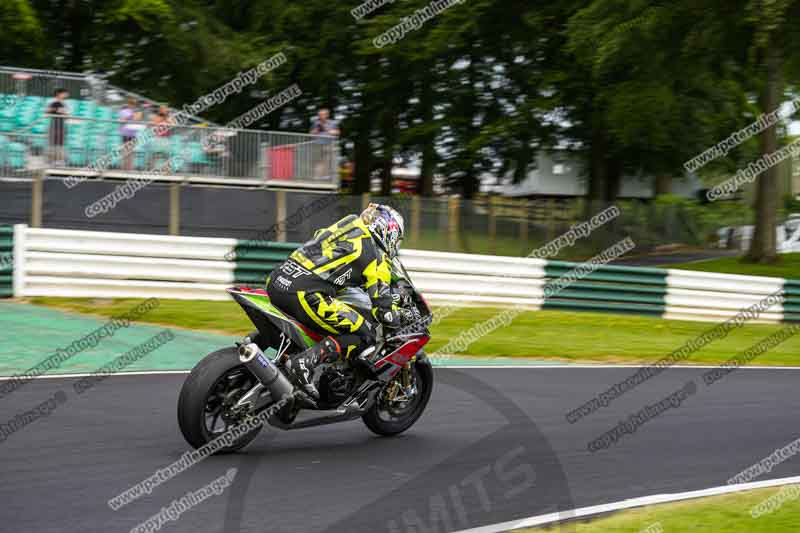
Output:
[178,347,262,453]
[362,358,433,436]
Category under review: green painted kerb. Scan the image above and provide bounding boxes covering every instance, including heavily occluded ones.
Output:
[0,226,13,298]
[232,240,299,285]
[542,260,668,316]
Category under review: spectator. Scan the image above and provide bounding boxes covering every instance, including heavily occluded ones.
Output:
[150,104,175,136]
[310,107,340,137]
[119,97,142,170]
[310,108,339,179]
[203,128,231,176]
[46,88,69,165]
[149,104,175,169]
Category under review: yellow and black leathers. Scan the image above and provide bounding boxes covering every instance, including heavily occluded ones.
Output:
[267,214,401,359]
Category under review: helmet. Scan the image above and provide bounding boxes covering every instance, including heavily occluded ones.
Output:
[360,203,405,258]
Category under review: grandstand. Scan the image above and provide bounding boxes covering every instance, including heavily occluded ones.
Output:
[0,66,338,190]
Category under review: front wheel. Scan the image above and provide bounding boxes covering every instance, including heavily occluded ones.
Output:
[177,347,263,453]
[362,358,433,436]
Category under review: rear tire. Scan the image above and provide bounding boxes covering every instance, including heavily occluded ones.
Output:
[362,359,433,436]
[178,347,262,453]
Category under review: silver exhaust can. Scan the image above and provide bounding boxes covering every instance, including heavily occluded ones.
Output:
[239,342,294,400]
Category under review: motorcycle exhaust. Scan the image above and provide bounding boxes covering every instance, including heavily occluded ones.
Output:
[238,342,294,401]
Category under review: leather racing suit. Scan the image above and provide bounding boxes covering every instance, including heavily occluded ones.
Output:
[267,213,403,366]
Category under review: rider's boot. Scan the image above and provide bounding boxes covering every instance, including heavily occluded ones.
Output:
[286,336,341,406]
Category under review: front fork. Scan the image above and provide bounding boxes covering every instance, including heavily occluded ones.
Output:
[384,356,417,403]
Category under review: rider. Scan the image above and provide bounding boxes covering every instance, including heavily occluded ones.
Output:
[267,203,411,404]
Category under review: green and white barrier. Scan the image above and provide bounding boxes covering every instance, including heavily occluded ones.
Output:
[230,240,299,286]
[0,225,12,298]
[6,225,799,324]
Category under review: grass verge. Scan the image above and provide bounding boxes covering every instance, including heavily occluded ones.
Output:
[26,297,800,365]
[667,253,800,279]
[515,484,800,532]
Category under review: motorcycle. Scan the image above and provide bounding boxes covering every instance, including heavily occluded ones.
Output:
[177,257,434,453]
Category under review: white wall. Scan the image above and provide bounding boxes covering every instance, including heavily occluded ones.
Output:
[503,151,699,199]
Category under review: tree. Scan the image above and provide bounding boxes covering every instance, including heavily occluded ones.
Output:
[744,0,799,263]
[564,1,750,208]
[0,0,45,65]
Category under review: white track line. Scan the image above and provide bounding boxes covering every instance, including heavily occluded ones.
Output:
[453,475,800,533]
[2,364,800,380]
[0,370,190,380]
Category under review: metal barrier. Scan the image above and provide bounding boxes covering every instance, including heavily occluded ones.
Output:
[0,67,94,102]
[0,65,208,123]
[6,225,798,324]
[0,65,339,187]
[2,112,339,187]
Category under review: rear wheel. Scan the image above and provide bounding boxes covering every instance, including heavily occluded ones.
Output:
[362,359,433,436]
[177,347,263,453]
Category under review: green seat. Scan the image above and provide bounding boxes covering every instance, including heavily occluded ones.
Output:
[89,147,110,166]
[67,146,87,165]
[133,150,149,170]
[188,141,209,164]
[169,135,186,158]
[0,135,8,164]
[77,100,96,114]
[16,109,37,128]
[66,134,86,148]
[106,134,122,149]
[31,118,49,134]
[31,136,48,150]
[151,137,170,154]
[88,133,106,150]
[17,101,33,111]
[104,135,122,167]
[7,142,26,168]
[66,121,86,134]
[95,106,113,120]
[169,152,186,172]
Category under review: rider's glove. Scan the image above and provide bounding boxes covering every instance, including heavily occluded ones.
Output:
[398,307,422,326]
[391,290,412,308]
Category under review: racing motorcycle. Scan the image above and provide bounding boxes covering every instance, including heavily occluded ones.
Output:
[177,257,433,452]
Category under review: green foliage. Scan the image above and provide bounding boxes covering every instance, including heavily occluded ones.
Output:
[784,194,800,212]
[1,0,797,233]
[0,0,45,64]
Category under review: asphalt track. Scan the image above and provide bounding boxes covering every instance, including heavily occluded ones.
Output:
[3,366,800,533]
